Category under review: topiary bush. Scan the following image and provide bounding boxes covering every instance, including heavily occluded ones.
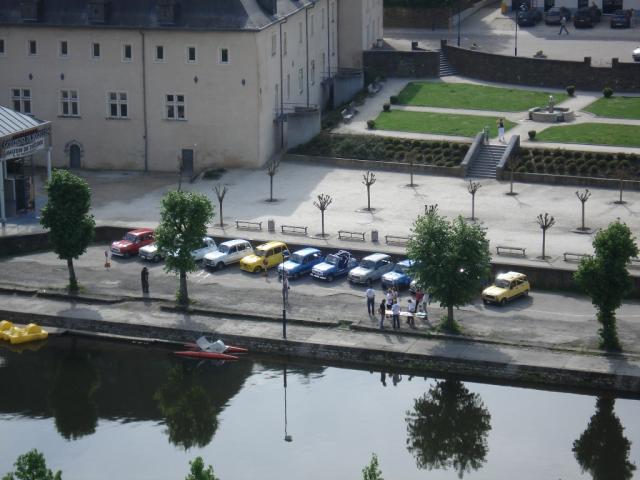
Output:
[603,87,613,98]
[367,120,376,130]
[566,85,576,96]
[390,95,399,105]
[382,103,390,112]
[528,130,537,140]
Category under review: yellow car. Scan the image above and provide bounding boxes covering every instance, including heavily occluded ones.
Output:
[239,241,290,273]
[481,271,530,306]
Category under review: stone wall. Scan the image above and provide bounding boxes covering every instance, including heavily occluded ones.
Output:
[383,6,452,29]
[363,50,440,78]
[442,40,640,92]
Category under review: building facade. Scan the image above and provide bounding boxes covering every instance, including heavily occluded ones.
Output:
[0,0,383,173]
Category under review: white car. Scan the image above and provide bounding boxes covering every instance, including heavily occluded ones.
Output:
[138,242,163,262]
[203,239,254,270]
[139,236,217,262]
[634,46,640,62]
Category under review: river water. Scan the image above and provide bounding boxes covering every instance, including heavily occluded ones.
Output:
[0,336,638,480]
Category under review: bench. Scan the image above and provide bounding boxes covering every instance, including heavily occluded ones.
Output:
[496,245,526,257]
[236,220,263,231]
[630,258,640,268]
[385,235,411,246]
[281,224,308,236]
[338,230,366,241]
[563,252,590,262]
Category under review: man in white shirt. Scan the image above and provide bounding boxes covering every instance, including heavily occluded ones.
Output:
[391,301,401,330]
[407,298,415,327]
[366,287,376,315]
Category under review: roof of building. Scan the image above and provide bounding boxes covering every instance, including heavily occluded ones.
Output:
[0,105,49,141]
[0,0,313,31]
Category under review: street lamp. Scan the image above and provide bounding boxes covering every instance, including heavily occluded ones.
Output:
[281,254,288,339]
[514,9,518,56]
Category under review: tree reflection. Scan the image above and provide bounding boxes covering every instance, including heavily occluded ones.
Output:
[573,396,636,480]
[405,379,492,478]
[154,364,218,450]
[48,351,100,440]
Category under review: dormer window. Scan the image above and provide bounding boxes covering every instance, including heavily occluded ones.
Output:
[20,0,41,22]
[158,0,177,25]
[88,0,109,24]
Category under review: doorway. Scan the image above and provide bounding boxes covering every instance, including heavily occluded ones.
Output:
[69,144,81,169]
[181,149,194,177]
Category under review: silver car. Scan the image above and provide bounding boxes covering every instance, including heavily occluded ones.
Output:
[347,253,394,285]
[203,239,254,270]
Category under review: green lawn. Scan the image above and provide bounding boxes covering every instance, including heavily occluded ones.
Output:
[396,82,567,112]
[374,110,515,138]
[535,123,640,147]
[583,96,640,120]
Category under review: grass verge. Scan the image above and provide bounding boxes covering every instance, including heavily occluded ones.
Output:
[535,123,640,148]
[583,96,640,120]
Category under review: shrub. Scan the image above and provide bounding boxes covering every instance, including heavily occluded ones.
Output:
[567,162,578,175]
[566,85,576,96]
[528,130,537,140]
[603,87,613,98]
[589,165,600,177]
[382,103,390,112]
[367,120,376,130]
[390,95,399,105]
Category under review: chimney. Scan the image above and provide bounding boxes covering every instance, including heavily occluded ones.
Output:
[158,0,178,25]
[88,0,109,24]
[257,0,277,16]
[20,0,41,22]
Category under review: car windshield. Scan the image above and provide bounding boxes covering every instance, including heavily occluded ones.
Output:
[325,254,339,265]
[125,233,137,242]
[360,260,376,269]
[495,279,510,288]
[291,254,305,264]
[218,245,230,254]
[256,249,267,257]
[395,264,409,274]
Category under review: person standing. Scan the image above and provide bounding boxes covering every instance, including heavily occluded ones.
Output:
[140,267,149,294]
[415,288,424,312]
[559,15,569,35]
[407,298,415,327]
[282,273,290,306]
[366,286,376,315]
[104,249,111,269]
[263,256,269,279]
[386,288,393,308]
[422,290,430,321]
[378,299,387,329]
[498,118,506,143]
[391,301,400,330]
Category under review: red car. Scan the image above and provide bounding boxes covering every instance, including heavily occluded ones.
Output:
[110,228,155,257]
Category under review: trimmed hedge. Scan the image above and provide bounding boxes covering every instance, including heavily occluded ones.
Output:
[290,133,468,167]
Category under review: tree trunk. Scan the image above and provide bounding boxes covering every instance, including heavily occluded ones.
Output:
[410,162,414,186]
[542,230,546,259]
[619,179,624,204]
[270,175,274,201]
[178,269,189,306]
[219,200,224,227]
[321,210,325,236]
[471,195,475,221]
[510,169,514,194]
[67,258,78,291]
[367,186,371,211]
[581,203,585,230]
[446,304,455,330]
[597,309,621,351]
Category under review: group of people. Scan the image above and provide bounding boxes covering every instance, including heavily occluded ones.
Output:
[366,286,430,331]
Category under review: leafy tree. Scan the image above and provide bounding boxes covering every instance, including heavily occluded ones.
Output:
[573,397,636,480]
[185,457,219,480]
[40,170,95,291]
[574,221,638,351]
[2,449,62,480]
[362,453,384,480]
[155,191,214,306]
[405,380,491,479]
[407,213,490,330]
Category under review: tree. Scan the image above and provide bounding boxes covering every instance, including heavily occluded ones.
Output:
[40,169,95,291]
[407,213,491,330]
[615,167,627,205]
[213,184,228,228]
[574,221,638,351]
[536,213,556,260]
[313,193,333,237]
[575,189,592,231]
[467,180,481,221]
[2,449,62,480]
[362,171,376,211]
[362,453,384,480]
[573,397,636,480]
[407,153,416,187]
[405,380,491,478]
[266,157,280,202]
[506,157,518,196]
[155,191,214,306]
[185,457,219,480]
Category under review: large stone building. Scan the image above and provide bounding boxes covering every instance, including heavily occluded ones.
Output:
[0,0,383,173]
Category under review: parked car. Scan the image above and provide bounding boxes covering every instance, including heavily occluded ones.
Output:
[110,228,154,257]
[634,45,640,62]
[139,242,163,262]
[381,259,414,290]
[203,239,254,270]
[277,248,324,279]
[573,6,601,27]
[348,253,394,286]
[544,7,570,24]
[311,250,358,282]
[140,236,217,262]
[240,241,289,273]
[610,10,631,28]
[481,271,530,306]
[517,8,542,26]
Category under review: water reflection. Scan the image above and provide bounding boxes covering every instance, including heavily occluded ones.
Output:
[405,379,492,478]
[573,396,637,480]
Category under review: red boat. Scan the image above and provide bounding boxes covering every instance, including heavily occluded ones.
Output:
[183,342,248,354]
[174,350,239,361]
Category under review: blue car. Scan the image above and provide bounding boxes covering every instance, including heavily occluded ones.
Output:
[311,250,358,282]
[381,259,414,289]
[277,247,324,279]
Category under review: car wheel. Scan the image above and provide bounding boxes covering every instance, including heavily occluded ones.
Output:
[254,266,262,274]
[216,262,225,271]
[327,274,334,282]
[500,298,506,307]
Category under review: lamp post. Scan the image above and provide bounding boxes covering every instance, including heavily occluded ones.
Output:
[514,9,518,56]
[457,0,461,46]
[281,255,287,339]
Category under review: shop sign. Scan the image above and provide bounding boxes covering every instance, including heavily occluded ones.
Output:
[1,128,49,161]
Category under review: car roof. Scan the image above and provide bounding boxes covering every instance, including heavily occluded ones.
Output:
[496,271,527,281]
[292,247,321,257]
[129,228,153,235]
[256,241,287,251]
[221,239,250,247]
[398,259,414,267]
[362,253,390,262]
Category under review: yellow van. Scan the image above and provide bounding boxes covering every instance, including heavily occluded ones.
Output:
[239,241,290,273]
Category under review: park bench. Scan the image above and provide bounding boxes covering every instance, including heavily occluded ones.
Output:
[628,257,640,267]
[563,252,590,262]
[385,235,411,246]
[496,245,526,257]
[235,220,263,231]
[338,230,366,241]
[281,224,308,236]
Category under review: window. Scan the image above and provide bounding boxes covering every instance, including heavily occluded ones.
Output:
[310,59,315,85]
[107,91,128,118]
[219,48,229,64]
[186,46,197,63]
[92,42,101,59]
[299,22,303,43]
[165,94,185,120]
[122,43,132,62]
[283,32,287,55]
[11,88,31,114]
[322,52,326,75]
[271,33,276,56]
[0,38,5,56]
[331,2,335,23]
[332,30,336,56]
[60,89,79,117]
[275,84,279,110]
[28,40,37,56]
[322,8,325,29]
[286,74,290,99]
[59,40,68,57]
[155,45,164,62]
[298,68,303,94]
[310,14,314,36]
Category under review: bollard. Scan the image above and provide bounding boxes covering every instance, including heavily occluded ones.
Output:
[268,219,275,232]
[371,230,379,242]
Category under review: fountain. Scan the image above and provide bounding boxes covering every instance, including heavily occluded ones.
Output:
[528,95,575,123]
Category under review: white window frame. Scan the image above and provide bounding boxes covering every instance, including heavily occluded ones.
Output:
[91,42,101,59]
[27,40,37,56]
[322,8,325,29]
[122,43,133,62]
[11,88,32,114]
[165,93,186,120]
[0,38,5,56]
[283,31,287,55]
[299,22,303,43]
[154,45,165,63]
[310,59,315,85]
[286,74,290,100]
[310,14,314,36]
[59,40,69,58]
[298,68,304,94]
[107,91,129,119]
[60,89,80,117]
[219,47,230,64]
[186,45,197,64]
[271,33,276,57]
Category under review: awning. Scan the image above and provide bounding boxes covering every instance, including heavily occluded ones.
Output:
[0,105,51,161]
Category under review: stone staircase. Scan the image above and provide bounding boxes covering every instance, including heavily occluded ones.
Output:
[438,50,458,77]
[467,144,506,178]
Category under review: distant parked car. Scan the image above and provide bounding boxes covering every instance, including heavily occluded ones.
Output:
[277,247,324,279]
[139,242,163,262]
[481,271,530,306]
[203,239,254,270]
[381,259,414,290]
[573,6,601,27]
[544,7,570,24]
[311,250,358,282]
[517,8,542,26]
[348,253,394,286]
[111,228,154,257]
[610,10,631,28]
[141,236,217,262]
[240,241,289,273]
[634,46,640,62]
